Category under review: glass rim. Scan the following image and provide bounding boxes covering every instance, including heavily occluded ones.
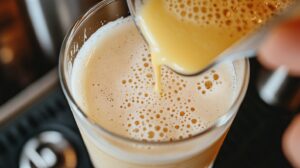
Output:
[59,0,250,146]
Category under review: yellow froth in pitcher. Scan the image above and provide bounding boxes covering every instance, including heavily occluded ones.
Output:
[137,0,290,92]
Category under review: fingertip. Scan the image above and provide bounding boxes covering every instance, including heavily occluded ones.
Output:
[258,17,300,76]
[282,114,300,168]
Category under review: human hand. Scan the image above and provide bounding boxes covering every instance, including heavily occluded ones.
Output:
[259,17,300,167]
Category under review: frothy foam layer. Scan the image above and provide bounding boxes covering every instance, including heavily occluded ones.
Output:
[72,17,237,142]
[165,0,290,34]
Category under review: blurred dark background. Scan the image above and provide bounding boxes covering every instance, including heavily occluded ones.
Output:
[0,0,101,106]
[0,0,299,168]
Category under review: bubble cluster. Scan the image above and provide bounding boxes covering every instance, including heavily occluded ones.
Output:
[165,0,291,34]
[118,43,226,141]
[76,17,236,142]
[196,70,221,95]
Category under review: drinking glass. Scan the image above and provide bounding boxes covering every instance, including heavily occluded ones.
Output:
[59,0,250,167]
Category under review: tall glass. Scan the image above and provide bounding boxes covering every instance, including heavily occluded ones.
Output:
[59,0,249,167]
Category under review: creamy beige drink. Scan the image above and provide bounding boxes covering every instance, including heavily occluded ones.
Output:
[70,17,242,168]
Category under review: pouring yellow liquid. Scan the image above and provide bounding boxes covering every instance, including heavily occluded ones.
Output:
[137,0,290,92]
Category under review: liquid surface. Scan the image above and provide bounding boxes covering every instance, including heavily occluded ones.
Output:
[137,0,290,91]
[72,17,237,142]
